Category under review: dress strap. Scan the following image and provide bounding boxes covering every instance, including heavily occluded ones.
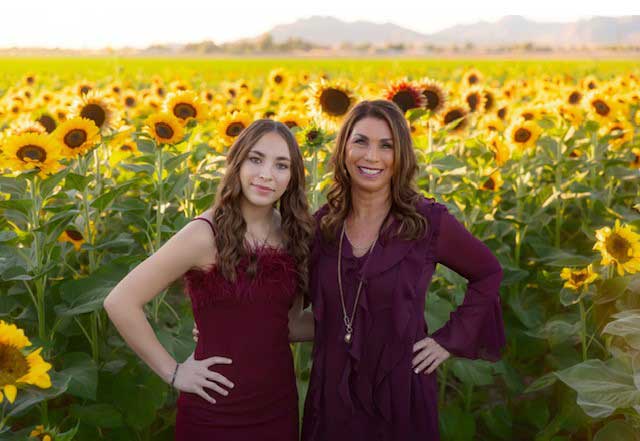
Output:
[191,217,216,236]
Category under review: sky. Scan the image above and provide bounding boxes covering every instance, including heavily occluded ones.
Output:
[0,0,635,49]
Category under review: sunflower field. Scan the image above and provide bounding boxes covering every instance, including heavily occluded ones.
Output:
[0,58,639,440]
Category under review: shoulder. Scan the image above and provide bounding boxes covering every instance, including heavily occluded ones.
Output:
[414,195,448,220]
[177,209,218,264]
[313,204,330,223]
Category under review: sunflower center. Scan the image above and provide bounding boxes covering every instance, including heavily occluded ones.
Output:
[125,97,136,107]
[155,122,174,140]
[120,144,133,152]
[274,75,283,84]
[173,103,197,120]
[514,128,532,143]
[483,178,495,190]
[80,85,92,95]
[37,115,56,133]
[64,129,88,148]
[497,107,507,119]
[0,344,30,385]
[226,122,245,137]
[306,129,319,143]
[392,90,418,113]
[466,94,479,112]
[593,100,610,116]
[423,90,441,111]
[17,145,47,163]
[284,120,298,129]
[65,230,83,241]
[571,272,587,284]
[569,91,582,105]
[468,74,479,85]
[319,88,350,116]
[80,104,106,129]
[484,92,494,111]
[609,127,624,139]
[606,233,631,263]
[444,109,463,125]
[264,111,276,118]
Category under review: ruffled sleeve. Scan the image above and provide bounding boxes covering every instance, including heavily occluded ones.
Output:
[429,203,506,361]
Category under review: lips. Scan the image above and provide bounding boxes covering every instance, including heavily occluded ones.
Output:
[357,166,383,177]
[251,183,275,193]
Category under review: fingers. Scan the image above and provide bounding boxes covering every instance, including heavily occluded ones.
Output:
[204,356,233,367]
[205,371,235,389]
[413,337,435,353]
[192,326,199,342]
[415,351,439,374]
[201,379,230,397]
[194,387,216,404]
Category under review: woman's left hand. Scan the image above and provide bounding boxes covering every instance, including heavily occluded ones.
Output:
[412,337,450,375]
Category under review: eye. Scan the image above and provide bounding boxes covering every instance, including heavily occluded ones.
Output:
[354,138,366,145]
[276,163,289,170]
[249,156,261,164]
[382,143,393,149]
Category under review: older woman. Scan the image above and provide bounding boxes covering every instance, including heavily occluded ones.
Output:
[301,100,506,441]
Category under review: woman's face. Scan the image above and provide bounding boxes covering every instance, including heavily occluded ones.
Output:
[239,131,292,208]
[344,117,395,194]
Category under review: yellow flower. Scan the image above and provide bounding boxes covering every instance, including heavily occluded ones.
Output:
[29,424,54,441]
[505,119,542,152]
[0,320,52,404]
[631,148,640,169]
[163,91,208,123]
[480,170,504,191]
[144,113,185,146]
[268,68,289,88]
[593,220,640,276]
[417,78,448,115]
[463,86,487,114]
[598,119,633,151]
[384,80,426,114]
[560,264,599,291]
[58,229,85,251]
[485,133,510,166]
[217,111,251,146]
[52,117,101,159]
[440,102,469,134]
[277,111,308,131]
[462,68,484,87]
[70,91,120,134]
[307,79,356,129]
[583,91,621,124]
[3,132,62,176]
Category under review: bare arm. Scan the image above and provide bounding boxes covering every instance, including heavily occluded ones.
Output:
[103,215,234,402]
[288,294,315,342]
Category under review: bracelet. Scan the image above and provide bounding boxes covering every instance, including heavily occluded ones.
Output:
[170,362,180,388]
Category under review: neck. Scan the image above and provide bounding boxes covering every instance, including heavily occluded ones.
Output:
[240,197,274,234]
[349,186,392,222]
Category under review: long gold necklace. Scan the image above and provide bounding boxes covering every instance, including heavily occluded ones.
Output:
[337,210,391,345]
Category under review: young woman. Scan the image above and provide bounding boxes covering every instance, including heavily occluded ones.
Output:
[104,119,315,441]
[301,100,506,440]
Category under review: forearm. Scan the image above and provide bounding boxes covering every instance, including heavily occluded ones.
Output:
[104,299,177,383]
[288,309,315,342]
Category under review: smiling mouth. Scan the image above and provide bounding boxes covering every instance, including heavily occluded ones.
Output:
[357,166,383,176]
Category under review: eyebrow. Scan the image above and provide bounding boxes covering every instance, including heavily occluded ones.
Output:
[249,149,291,162]
[352,133,393,142]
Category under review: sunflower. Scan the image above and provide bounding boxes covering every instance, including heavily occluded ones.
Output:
[496,102,509,120]
[75,81,94,96]
[277,111,308,130]
[8,116,47,136]
[70,91,120,134]
[599,119,633,151]
[557,103,584,127]
[144,113,185,146]
[58,229,85,251]
[485,133,510,166]
[480,170,504,191]
[53,117,100,159]
[560,264,598,291]
[479,115,505,133]
[269,69,289,88]
[23,73,36,86]
[440,103,469,133]
[3,132,61,175]
[217,111,251,145]
[583,91,620,123]
[631,148,640,169]
[307,79,356,128]
[581,75,599,91]
[384,80,426,114]
[565,88,583,106]
[35,113,58,134]
[505,119,542,152]
[417,78,447,115]
[164,91,208,123]
[0,320,52,404]
[122,91,138,109]
[463,87,486,113]
[593,220,640,276]
[462,68,484,87]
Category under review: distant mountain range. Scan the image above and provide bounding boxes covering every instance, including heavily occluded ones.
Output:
[266,15,640,46]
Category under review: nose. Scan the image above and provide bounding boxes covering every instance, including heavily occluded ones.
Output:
[258,165,273,181]
[364,145,379,162]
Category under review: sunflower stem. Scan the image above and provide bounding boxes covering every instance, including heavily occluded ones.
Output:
[311,148,319,211]
[438,361,449,404]
[554,127,568,248]
[28,175,48,345]
[428,120,436,196]
[153,144,166,323]
[578,298,588,361]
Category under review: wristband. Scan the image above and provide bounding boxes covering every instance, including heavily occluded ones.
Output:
[170,362,180,388]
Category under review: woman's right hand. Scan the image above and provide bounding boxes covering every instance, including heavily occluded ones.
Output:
[173,352,234,404]
[193,324,199,342]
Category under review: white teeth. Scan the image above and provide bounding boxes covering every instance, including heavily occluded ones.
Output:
[359,167,382,175]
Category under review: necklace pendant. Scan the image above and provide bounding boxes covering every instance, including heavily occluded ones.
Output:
[344,332,352,344]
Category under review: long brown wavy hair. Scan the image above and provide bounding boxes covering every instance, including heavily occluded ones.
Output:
[211,119,314,296]
[321,100,428,242]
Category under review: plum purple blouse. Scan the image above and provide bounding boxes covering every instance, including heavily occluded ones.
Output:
[301,196,506,441]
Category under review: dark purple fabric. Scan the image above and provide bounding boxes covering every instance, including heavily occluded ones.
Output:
[175,217,299,441]
[302,197,506,441]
